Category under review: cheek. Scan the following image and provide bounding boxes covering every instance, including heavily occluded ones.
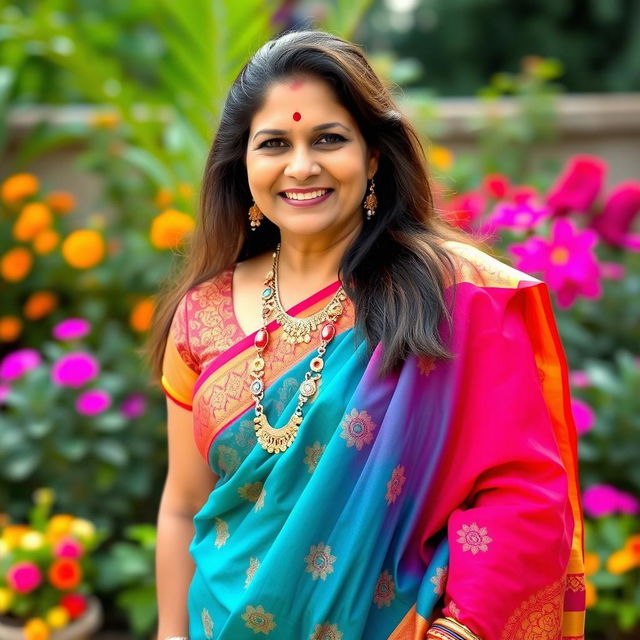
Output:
[246,156,280,191]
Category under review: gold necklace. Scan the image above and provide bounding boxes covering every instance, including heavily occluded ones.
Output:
[249,245,345,453]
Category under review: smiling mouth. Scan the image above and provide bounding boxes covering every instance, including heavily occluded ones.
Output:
[279,188,333,202]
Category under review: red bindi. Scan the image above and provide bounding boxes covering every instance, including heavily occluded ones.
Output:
[292,112,301,121]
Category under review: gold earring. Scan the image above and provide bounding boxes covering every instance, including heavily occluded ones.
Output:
[248,202,264,230]
[364,179,378,220]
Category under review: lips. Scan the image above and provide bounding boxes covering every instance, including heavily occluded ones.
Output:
[279,188,333,201]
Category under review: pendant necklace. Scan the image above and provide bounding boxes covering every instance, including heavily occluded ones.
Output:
[249,244,346,453]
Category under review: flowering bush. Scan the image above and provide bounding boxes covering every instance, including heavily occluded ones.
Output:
[0,489,103,639]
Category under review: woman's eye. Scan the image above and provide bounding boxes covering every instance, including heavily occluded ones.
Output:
[260,138,287,149]
[317,133,346,144]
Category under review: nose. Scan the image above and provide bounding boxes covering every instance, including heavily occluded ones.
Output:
[283,146,321,181]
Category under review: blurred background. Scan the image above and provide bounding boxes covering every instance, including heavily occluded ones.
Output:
[0,1,638,638]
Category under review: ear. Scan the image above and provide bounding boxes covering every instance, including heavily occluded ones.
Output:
[367,148,380,179]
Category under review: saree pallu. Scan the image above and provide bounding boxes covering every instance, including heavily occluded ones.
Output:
[161,242,586,640]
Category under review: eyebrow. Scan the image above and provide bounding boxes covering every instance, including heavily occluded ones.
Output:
[252,122,351,142]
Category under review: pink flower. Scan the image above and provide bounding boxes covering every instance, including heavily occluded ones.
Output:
[509,218,602,308]
[54,536,84,559]
[583,484,640,518]
[75,389,111,415]
[590,180,640,251]
[571,398,595,435]
[120,393,146,418]
[569,370,591,388]
[480,199,550,235]
[511,185,539,204]
[443,191,487,230]
[7,561,42,593]
[0,348,42,381]
[51,352,99,388]
[600,262,626,280]
[0,383,10,404]
[546,155,606,215]
[482,173,511,199]
[53,318,91,341]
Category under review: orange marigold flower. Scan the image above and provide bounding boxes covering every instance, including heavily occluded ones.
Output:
[24,618,50,640]
[1,247,33,282]
[0,316,23,342]
[13,203,53,242]
[130,298,155,333]
[61,230,105,269]
[1,173,39,205]
[606,548,637,575]
[24,292,58,321]
[584,551,600,575]
[625,534,640,559]
[46,514,75,540]
[91,112,119,129]
[155,187,173,209]
[585,579,597,608]
[429,145,455,171]
[33,229,60,255]
[1,524,31,549]
[45,191,76,215]
[48,558,82,590]
[150,209,194,249]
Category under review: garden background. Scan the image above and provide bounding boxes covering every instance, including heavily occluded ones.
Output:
[0,1,638,639]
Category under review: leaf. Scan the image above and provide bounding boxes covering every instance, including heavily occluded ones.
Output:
[94,438,129,466]
[116,584,158,634]
[4,447,41,480]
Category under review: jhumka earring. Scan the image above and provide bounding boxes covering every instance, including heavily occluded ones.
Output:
[364,179,378,220]
[248,202,264,230]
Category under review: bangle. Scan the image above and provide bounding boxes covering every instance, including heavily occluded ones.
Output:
[165,637,188,640]
[427,617,482,640]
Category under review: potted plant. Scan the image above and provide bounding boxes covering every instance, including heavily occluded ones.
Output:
[0,488,104,640]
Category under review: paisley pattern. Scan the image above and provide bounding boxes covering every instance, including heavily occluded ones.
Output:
[244,556,261,589]
[500,577,566,640]
[385,465,406,504]
[201,607,214,639]
[430,566,448,596]
[303,441,326,473]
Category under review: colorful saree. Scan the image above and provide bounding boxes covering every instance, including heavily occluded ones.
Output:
[161,241,586,640]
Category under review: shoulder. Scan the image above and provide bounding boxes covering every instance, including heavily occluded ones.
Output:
[440,240,540,290]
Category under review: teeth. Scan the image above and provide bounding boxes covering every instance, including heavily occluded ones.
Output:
[284,189,328,200]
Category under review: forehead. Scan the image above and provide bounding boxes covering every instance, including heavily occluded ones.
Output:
[250,75,356,130]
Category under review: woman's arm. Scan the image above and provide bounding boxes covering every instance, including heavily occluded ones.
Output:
[155,398,218,640]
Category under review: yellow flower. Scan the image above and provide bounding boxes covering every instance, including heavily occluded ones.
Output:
[13,203,53,242]
[0,587,14,613]
[429,145,455,171]
[33,229,60,255]
[0,316,22,342]
[1,247,33,282]
[45,606,70,629]
[91,112,119,129]
[130,298,155,333]
[585,579,597,608]
[20,531,46,550]
[1,173,39,205]
[23,291,58,321]
[606,548,637,575]
[33,488,55,506]
[45,190,76,215]
[0,539,10,557]
[150,209,194,249]
[178,183,193,200]
[1,524,30,548]
[70,518,96,542]
[24,618,50,640]
[46,514,75,541]
[584,551,600,575]
[61,230,105,269]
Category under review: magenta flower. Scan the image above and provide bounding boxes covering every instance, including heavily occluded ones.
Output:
[480,199,550,235]
[509,218,602,308]
[7,561,42,593]
[75,389,111,415]
[569,370,591,388]
[120,393,147,419]
[53,318,91,341]
[54,536,84,559]
[51,352,99,388]
[583,484,640,518]
[546,155,606,215]
[571,398,595,435]
[590,180,640,251]
[0,348,42,381]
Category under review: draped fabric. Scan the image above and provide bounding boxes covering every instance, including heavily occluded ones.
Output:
[161,241,585,640]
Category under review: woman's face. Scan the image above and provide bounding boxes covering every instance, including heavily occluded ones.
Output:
[245,75,378,242]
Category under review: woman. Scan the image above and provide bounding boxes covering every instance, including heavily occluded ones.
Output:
[148,30,585,640]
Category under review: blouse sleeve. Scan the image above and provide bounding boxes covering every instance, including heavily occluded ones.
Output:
[430,283,585,640]
[161,292,199,411]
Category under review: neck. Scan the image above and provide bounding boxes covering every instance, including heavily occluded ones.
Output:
[277,222,361,286]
